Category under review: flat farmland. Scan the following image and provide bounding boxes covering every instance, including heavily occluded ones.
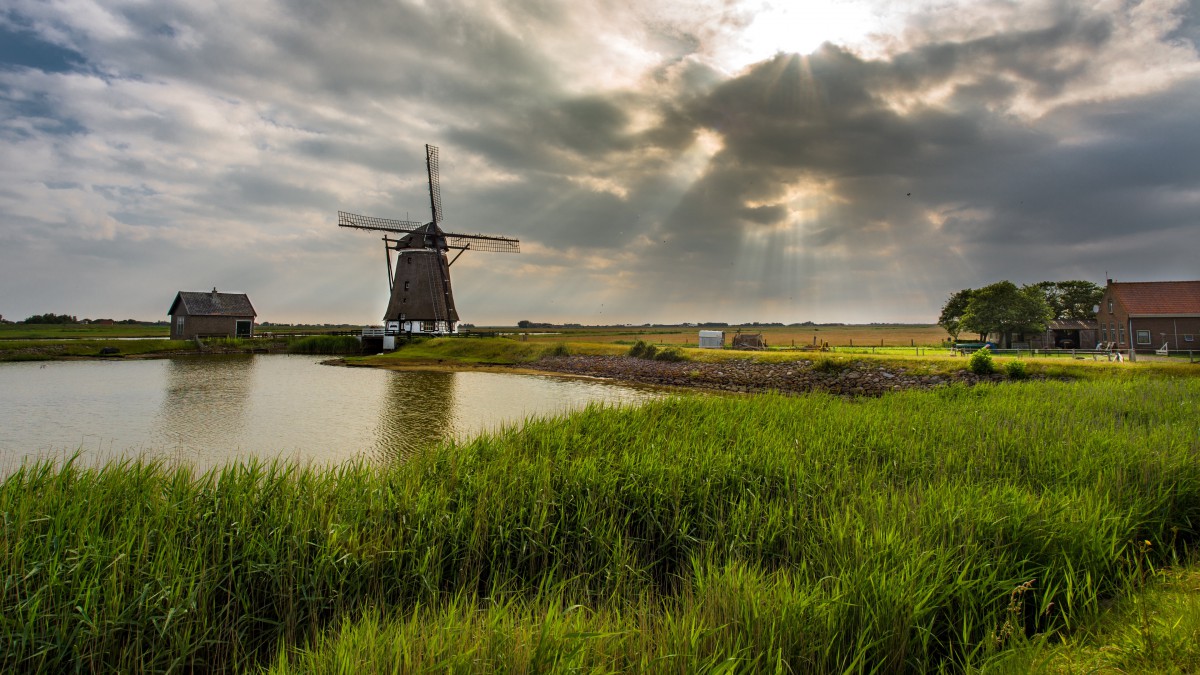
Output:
[491,324,950,348]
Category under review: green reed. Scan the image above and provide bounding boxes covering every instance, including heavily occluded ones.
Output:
[2,377,1199,673]
[285,335,363,355]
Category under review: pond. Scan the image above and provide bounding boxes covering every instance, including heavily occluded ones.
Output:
[0,355,663,473]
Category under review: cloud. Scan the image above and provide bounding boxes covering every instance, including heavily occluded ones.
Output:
[0,0,1197,323]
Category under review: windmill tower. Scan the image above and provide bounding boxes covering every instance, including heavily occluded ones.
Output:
[339,144,520,335]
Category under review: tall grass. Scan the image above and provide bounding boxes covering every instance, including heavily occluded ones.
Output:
[286,335,362,355]
[3,378,1199,672]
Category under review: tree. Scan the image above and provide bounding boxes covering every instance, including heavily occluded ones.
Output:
[960,281,1053,348]
[938,289,974,341]
[1031,280,1103,320]
[1053,280,1104,319]
[22,313,78,324]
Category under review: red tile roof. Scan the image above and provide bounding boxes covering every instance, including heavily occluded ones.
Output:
[1110,281,1200,316]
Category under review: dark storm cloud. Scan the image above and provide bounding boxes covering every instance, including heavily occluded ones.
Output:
[491,1,1188,320]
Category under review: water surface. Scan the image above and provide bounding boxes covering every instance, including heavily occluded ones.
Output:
[0,355,661,473]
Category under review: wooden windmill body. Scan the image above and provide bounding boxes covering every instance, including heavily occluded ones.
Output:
[339,145,520,335]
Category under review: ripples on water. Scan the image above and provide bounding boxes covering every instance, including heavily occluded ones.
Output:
[0,355,662,473]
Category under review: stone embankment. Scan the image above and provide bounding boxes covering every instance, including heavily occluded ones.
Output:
[535,355,999,396]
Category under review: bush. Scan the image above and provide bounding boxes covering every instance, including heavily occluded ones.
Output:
[810,357,849,373]
[968,347,996,375]
[653,347,686,362]
[547,342,570,357]
[628,341,684,361]
[1005,360,1028,380]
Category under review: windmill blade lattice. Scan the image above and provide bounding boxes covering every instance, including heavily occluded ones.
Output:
[426,144,443,225]
[444,233,520,253]
[338,211,425,233]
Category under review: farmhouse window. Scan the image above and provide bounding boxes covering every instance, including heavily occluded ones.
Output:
[1101,325,1108,341]
[421,321,436,332]
[404,281,410,291]
[1108,300,1113,313]
[176,316,185,332]
[1119,326,1126,344]
[1185,335,1194,342]
[1136,330,1151,345]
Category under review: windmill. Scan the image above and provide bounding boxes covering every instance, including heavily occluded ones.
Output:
[339,144,520,335]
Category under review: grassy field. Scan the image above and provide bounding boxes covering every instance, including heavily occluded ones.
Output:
[358,336,1199,385]
[0,323,170,339]
[484,323,951,348]
[4,373,1200,673]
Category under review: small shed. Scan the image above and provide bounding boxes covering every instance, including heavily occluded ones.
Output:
[168,288,257,340]
[732,332,767,350]
[698,330,725,349]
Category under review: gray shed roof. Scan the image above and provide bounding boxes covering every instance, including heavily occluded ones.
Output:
[168,289,257,317]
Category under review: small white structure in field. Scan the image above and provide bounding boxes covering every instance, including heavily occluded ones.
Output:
[698,330,725,349]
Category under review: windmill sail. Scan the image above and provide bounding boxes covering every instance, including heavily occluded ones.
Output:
[426,144,443,225]
[338,211,424,233]
[444,233,520,253]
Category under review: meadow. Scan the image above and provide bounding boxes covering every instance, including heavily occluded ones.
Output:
[490,323,950,349]
[3,372,1199,673]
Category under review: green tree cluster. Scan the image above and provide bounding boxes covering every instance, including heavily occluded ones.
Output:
[939,279,1099,348]
[21,313,78,324]
[1029,280,1105,320]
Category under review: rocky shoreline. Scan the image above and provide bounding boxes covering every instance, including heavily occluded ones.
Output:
[532,355,1004,396]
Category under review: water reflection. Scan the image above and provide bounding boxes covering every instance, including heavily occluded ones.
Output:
[158,356,256,465]
[374,371,458,462]
[0,356,664,473]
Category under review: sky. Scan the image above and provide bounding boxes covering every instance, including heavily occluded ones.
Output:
[1,0,1198,325]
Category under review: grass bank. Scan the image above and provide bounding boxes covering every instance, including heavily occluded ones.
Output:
[0,338,195,361]
[355,336,625,366]
[3,378,1199,672]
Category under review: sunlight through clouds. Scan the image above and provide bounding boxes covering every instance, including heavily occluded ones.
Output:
[0,0,1198,324]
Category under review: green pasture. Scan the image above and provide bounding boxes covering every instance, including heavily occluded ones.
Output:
[4,376,1200,673]
[0,323,169,340]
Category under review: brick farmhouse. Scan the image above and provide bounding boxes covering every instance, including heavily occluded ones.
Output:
[1096,279,1200,353]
